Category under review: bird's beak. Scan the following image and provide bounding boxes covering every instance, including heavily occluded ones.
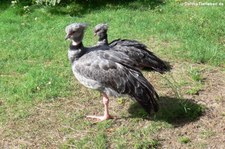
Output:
[65,34,69,40]
[94,33,97,36]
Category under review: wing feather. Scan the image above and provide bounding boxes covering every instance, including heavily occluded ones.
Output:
[109,39,171,73]
[73,51,159,113]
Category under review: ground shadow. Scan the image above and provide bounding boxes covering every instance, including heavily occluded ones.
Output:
[0,0,11,12]
[128,96,205,127]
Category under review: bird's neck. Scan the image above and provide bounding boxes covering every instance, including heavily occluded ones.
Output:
[68,41,86,63]
[70,41,84,50]
[72,41,80,45]
[97,33,108,46]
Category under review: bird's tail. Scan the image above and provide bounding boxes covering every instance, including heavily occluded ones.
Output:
[127,42,171,73]
[110,39,171,73]
[141,51,171,74]
[126,68,159,113]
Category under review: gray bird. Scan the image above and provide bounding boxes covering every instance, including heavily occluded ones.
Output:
[94,23,170,73]
[65,23,159,121]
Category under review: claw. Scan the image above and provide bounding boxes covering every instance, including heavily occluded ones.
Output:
[86,114,113,121]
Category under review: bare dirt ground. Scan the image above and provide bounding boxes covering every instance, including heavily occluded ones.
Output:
[153,62,225,148]
[0,62,225,148]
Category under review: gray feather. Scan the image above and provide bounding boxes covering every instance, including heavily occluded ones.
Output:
[94,23,170,73]
[65,23,159,114]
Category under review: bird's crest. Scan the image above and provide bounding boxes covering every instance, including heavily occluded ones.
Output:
[94,23,108,33]
[65,23,87,34]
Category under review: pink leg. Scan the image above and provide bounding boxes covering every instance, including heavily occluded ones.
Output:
[87,93,113,121]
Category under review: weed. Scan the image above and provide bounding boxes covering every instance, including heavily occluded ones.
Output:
[186,86,202,95]
[200,130,216,139]
[189,67,203,82]
[162,74,182,98]
[134,139,160,149]
[185,66,204,95]
[179,136,191,144]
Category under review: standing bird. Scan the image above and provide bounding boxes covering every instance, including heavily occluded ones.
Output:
[94,23,170,73]
[65,23,159,121]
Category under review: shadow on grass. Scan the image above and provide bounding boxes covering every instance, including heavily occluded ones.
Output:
[128,96,205,127]
[0,0,11,12]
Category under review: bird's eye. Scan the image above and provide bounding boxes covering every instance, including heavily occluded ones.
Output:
[69,31,75,35]
[95,29,100,33]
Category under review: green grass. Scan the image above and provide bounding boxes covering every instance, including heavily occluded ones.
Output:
[0,0,224,148]
[186,66,204,95]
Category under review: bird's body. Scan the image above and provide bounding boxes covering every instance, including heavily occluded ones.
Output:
[65,23,159,121]
[94,24,170,73]
[69,42,159,113]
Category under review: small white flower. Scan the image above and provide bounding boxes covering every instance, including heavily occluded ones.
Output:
[24,6,29,10]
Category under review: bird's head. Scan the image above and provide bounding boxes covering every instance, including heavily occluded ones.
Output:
[65,23,87,43]
[94,23,108,37]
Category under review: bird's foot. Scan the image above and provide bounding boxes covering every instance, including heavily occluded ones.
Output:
[86,114,113,121]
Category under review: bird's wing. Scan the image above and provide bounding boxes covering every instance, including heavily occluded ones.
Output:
[74,51,159,113]
[74,50,135,88]
[87,47,141,71]
[109,39,170,73]
[109,39,147,49]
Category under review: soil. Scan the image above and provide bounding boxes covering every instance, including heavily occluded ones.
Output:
[155,63,225,148]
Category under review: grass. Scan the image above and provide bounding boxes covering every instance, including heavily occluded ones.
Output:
[0,0,224,148]
[186,66,204,95]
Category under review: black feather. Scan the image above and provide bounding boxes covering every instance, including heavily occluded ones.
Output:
[110,39,171,74]
[94,24,171,73]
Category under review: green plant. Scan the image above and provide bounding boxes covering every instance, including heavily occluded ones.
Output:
[162,74,182,98]
[179,136,191,144]
[186,86,202,95]
[189,67,203,82]
[134,139,160,149]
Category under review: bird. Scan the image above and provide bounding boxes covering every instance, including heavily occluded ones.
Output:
[94,23,170,73]
[65,23,159,121]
